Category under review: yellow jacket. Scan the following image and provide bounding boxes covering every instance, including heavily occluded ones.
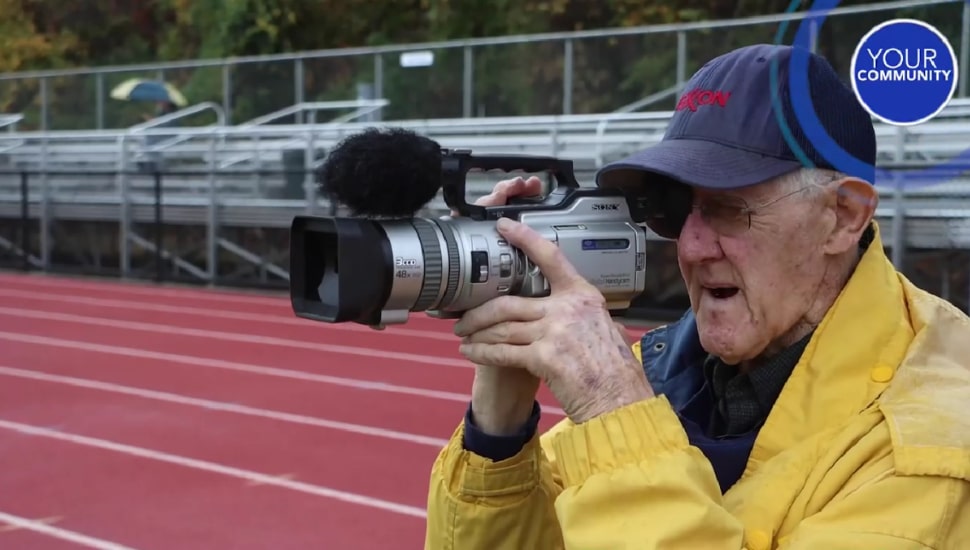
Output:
[424,225,970,549]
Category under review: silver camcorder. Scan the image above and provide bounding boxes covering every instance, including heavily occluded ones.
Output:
[289,149,650,327]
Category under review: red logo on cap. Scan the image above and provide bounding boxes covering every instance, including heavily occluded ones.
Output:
[676,89,731,112]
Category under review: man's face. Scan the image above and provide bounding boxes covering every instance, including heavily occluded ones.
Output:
[675,178,831,365]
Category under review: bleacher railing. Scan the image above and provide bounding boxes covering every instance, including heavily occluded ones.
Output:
[1,0,966,130]
[1,164,969,315]
[2,97,968,185]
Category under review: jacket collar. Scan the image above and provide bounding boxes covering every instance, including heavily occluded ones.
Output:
[749,223,915,466]
[640,223,916,465]
[639,309,707,409]
[877,264,970,481]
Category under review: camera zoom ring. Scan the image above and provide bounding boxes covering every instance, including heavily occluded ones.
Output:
[412,219,443,311]
[439,225,461,307]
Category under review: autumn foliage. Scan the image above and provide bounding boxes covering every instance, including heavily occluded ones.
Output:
[0,0,962,129]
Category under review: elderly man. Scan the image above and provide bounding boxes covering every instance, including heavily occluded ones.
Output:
[423,43,970,548]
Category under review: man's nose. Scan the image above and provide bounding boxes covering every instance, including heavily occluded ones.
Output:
[677,209,723,262]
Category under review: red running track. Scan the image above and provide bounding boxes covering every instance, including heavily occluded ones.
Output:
[0,272,652,549]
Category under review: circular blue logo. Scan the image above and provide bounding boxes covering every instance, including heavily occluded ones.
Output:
[850,19,958,126]
[772,0,970,188]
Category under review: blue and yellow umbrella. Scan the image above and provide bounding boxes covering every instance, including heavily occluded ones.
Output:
[110,78,188,107]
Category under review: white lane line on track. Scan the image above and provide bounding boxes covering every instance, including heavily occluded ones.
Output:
[0,329,568,417]
[0,365,450,448]
[0,419,428,519]
[0,329,476,405]
[0,287,459,341]
[0,273,285,306]
[0,511,136,550]
[0,304,470,368]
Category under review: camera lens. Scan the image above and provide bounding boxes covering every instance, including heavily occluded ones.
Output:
[385,218,462,313]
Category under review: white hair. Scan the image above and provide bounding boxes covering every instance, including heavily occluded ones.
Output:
[774,167,845,199]
[774,167,875,251]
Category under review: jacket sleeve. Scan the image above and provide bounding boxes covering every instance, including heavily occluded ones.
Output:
[423,393,736,550]
[423,415,567,550]
[548,395,747,549]
[424,342,648,550]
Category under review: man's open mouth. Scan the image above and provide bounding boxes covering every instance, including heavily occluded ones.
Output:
[705,286,739,299]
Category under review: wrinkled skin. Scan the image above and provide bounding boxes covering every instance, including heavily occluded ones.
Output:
[679,178,876,369]
[453,176,650,428]
[456,215,652,424]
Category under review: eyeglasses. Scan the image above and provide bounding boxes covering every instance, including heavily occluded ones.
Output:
[642,184,820,240]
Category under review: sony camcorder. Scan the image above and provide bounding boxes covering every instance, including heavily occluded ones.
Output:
[289,149,651,328]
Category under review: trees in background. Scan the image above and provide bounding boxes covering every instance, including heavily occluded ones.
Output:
[0,0,962,128]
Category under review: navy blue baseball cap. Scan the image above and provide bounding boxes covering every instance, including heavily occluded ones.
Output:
[595,44,876,193]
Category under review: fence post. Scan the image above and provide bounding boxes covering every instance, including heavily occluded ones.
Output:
[562,39,573,115]
[961,0,969,97]
[463,46,474,117]
[677,31,687,90]
[20,171,29,272]
[294,58,305,124]
[222,63,233,124]
[154,169,163,282]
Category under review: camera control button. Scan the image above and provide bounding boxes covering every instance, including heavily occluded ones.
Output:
[470,251,490,283]
[499,253,512,277]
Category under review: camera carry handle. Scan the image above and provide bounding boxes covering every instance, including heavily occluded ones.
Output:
[440,148,582,221]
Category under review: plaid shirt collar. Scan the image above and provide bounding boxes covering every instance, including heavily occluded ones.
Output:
[702,330,814,438]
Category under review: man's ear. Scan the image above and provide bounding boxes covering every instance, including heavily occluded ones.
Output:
[823,178,878,255]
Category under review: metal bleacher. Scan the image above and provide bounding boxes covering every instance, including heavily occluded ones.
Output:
[1,96,969,229]
[0,98,681,238]
[0,93,969,314]
[0,101,669,197]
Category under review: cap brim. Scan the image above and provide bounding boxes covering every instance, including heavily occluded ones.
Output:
[595,138,804,192]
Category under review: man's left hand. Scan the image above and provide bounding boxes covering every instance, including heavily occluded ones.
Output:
[455,217,656,424]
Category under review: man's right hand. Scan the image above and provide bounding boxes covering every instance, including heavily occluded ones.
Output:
[455,176,544,437]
